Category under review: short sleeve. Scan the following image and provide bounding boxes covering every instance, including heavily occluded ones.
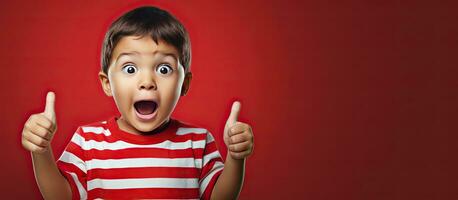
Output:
[199,131,225,200]
[56,127,87,200]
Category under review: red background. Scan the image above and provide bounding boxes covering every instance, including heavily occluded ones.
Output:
[1,0,457,199]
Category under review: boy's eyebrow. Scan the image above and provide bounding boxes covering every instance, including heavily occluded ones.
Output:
[116,52,139,62]
[115,51,178,63]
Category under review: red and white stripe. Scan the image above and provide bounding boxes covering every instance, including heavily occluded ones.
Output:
[56,119,224,200]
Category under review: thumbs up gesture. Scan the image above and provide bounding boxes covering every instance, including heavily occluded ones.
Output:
[21,92,57,154]
[224,101,254,160]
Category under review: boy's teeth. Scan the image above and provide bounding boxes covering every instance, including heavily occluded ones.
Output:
[134,101,157,115]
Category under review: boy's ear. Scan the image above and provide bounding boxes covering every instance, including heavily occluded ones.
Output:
[98,71,113,97]
[181,72,192,96]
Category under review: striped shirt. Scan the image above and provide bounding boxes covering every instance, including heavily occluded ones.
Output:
[56,116,224,200]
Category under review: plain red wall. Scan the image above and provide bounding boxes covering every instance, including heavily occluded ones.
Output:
[1,0,457,199]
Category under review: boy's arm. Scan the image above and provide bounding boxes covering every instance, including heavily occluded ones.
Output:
[31,148,72,200]
[210,156,246,200]
[22,92,72,200]
[211,102,254,200]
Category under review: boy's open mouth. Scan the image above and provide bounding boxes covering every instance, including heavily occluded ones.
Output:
[134,100,158,119]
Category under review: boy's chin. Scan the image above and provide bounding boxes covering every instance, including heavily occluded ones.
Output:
[131,120,160,133]
[128,116,167,134]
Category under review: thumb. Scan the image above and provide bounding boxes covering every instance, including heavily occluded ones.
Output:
[44,91,56,121]
[226,101,241,126]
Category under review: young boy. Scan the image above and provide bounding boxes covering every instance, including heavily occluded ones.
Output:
[21,6,254,200]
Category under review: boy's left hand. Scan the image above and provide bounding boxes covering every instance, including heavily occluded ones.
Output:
[223,101,254,160]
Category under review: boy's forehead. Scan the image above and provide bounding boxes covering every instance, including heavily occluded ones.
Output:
[112,36,179,61]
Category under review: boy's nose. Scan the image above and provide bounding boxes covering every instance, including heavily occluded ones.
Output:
[139,76,156,90]
[139,82,156,90]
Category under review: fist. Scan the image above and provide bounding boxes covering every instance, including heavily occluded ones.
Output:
[224,101,254,160]
[21,92,57,153]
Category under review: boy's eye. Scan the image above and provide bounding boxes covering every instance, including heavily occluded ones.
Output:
[156,64,173,75]
[122,64,137,74]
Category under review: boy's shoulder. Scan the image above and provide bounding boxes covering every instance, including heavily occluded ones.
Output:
[79,119,109,128]
[80,119,109,127]
[174,118,204,129]
[174,119,211,135]
[76,118,110,131]
[74,118,111,137]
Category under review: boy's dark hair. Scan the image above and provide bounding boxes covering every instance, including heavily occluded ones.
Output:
[101,6,191,74]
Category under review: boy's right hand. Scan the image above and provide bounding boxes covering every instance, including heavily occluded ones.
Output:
[21,92,57,154]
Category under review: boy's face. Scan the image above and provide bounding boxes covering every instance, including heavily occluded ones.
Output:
[99,36,192,134]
